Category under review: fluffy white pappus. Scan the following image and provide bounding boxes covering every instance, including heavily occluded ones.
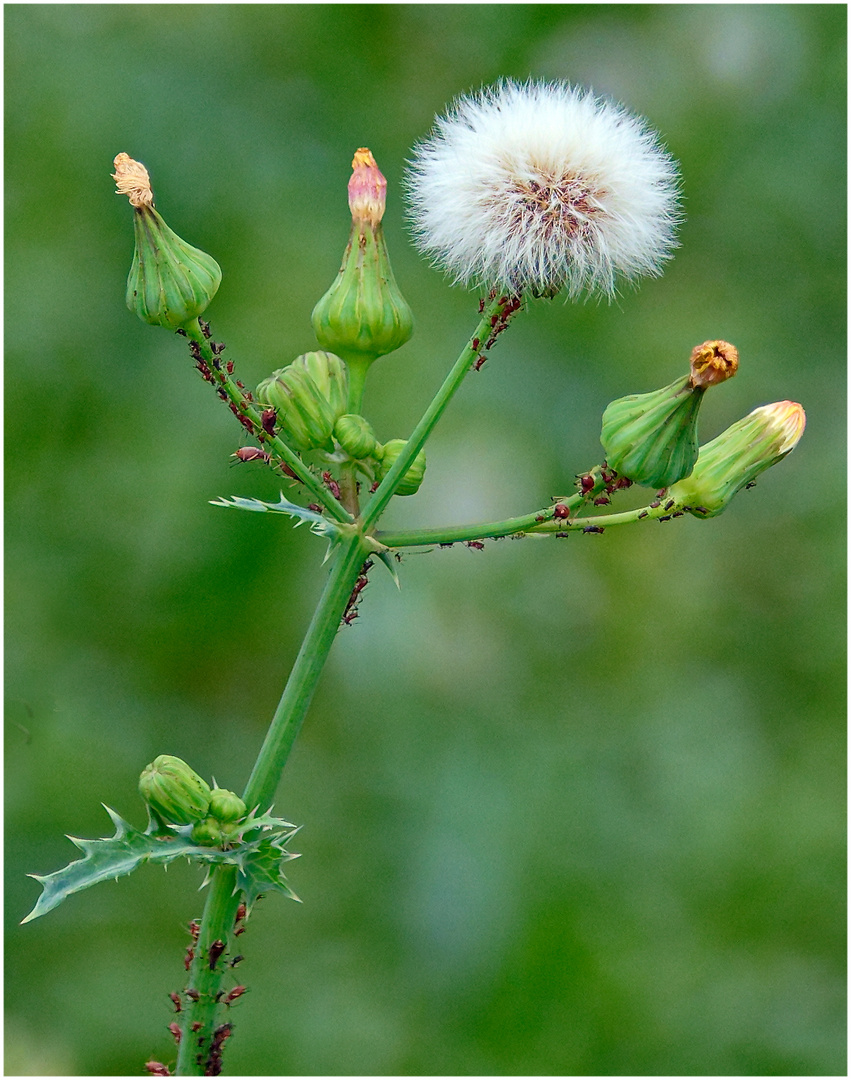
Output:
[405,80,682,299]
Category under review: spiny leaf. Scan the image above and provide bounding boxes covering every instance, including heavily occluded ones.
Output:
[210,492,340,542]
[22,805,300,924]
[237,837,301,910]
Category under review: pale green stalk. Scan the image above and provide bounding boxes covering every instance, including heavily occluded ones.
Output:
[360,295,514,530]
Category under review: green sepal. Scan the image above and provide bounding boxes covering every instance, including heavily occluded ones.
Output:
[22,805,299,924]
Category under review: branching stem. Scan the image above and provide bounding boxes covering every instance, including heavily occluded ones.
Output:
[360,294,519,530]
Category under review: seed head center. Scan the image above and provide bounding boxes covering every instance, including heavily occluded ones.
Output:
[512,174,605,240]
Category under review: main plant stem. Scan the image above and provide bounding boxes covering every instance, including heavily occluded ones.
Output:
[174,533,370,1075]
[175,298,518,1073]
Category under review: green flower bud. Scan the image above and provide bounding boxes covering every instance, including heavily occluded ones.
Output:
[600,341,739,489]
[334,414,378,460]
[139,755,211,826]
[208,788,247,824]
[375,439,427,496]
[311,149,414,368]
[190,817,226,847]
[669,401,805,518]
[113,154,221,330]
[601,376,702,489]
[290,351,349,420]
[256,360,341,453]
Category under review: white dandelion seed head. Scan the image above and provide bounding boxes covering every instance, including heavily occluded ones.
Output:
[405,80,682,299]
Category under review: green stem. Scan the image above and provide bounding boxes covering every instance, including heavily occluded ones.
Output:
[174,532,370,1074]
[183,319,352,525]
[360,294,518,531]
[529,497,685,533]
[242,533,370,813]
[376,492,687,547]
[342,353,372,415]
[173,866,241,1076]
[376,495,584,547]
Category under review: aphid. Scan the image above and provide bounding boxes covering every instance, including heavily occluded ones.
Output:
[473,355,487,371]
[260,408,277,435]
[471,338,480,350]
[664,499,675,511]
[188,920,201,944]
[208,939,226,970]
[234,446,270,464]
[184,946,195,971]
[226,360,234,375]
[745,480,757,489]
[168,1022,182,1044]
[466,540,485,550]
[552,503,570,520]
[322,472,342,500]
[169,992,182,1013]
[145,1062,170,1076]
[185,989,200,1003]
[229,955,244,968]
[593,495,610,506]
[578,473,595,496]
[224,985,248,1006]
[582,525,605,534]
[637,510,649,519]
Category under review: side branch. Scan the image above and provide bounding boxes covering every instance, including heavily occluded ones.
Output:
[182,319,353,525]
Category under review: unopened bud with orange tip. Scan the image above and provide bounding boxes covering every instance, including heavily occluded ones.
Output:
[311,149,413,381]
[113,153,221,330]
[600,340,740,489]
[669,401,806,518]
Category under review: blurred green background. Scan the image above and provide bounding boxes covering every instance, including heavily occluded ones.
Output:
[5,4,845,1076]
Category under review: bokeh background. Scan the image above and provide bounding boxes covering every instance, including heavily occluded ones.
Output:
[5,4,845,1076]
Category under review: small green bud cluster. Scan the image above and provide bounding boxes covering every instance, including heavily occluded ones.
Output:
[256,351,349,453]
[113,154,221,330]
[601,340,739,489]
[138,755,248,846]
[190,788,248,847]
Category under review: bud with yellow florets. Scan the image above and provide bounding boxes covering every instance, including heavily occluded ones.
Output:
[600,340,739,489]
[139,754,212,826]
[312,149,414,400]
[375,439,427,496]
[256,351,349,453]
[668,400,805,517]
[112,154,222,330]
